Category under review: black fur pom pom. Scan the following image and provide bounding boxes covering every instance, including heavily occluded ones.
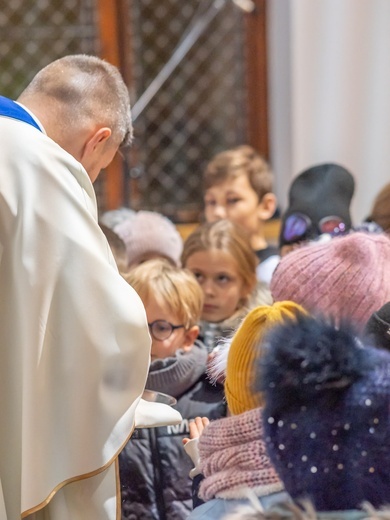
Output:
[258,314,370,409]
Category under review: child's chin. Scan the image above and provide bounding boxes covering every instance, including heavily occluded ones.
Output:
[203,314,226,324]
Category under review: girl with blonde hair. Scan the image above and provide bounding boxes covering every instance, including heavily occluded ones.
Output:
[182,219,272,354]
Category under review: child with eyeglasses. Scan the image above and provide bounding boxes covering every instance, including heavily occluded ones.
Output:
[119,258,226,520]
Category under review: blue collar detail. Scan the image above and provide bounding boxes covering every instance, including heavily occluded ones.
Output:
[0,95,42,132]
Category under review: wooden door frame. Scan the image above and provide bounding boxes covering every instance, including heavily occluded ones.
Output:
[245,0,269,158]
[96,0,269,209]
[96,0,132,210]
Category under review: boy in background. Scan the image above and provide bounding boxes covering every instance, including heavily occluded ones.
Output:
[203,145,279,285]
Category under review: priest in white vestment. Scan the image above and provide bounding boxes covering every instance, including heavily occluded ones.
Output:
[0,55,160,520]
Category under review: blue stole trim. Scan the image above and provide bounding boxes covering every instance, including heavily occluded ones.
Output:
[0,95,42,132]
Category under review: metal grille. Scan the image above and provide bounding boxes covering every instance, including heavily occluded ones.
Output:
[0,0,98,98]
[0,0,101,201]
[126,0,248,222]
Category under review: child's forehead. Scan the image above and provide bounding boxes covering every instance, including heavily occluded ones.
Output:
[143,294,180,318]
[186,248,240,272]
[205,172,254,194]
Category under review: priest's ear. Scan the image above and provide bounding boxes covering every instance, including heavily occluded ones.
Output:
[80,127,116,182]
[82,127,112,159]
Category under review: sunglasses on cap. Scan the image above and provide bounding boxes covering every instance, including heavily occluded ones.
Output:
[282,212,347,245]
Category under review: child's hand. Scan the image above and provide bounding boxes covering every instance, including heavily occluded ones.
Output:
[182,416,210,445]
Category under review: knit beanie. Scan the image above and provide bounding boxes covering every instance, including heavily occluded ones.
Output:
[271,232,390,329]
[114,210,183,267]
[99,207,136,229]
[225,301,307,415]
[279,163,355,247]
[259,314,390,511]
[364,301,390,352]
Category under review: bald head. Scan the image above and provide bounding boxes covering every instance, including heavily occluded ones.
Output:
[18,55,133,152]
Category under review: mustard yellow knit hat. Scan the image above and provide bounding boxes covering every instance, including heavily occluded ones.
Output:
[225,301,307,415]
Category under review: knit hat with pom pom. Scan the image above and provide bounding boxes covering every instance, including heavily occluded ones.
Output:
[271,231,390,330]
[259,314,390,511]
[224,301,307,415]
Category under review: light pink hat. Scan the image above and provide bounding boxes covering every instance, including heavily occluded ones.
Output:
[271,231,390,329]
[115,211,183,267]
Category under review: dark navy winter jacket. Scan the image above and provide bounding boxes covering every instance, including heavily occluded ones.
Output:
[119,375,226,520]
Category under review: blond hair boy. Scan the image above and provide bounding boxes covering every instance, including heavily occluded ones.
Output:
[119,259,226,518]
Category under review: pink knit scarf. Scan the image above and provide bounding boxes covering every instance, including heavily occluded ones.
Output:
[198,407,283,501]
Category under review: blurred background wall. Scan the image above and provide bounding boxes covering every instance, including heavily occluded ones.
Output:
[268,0,390,223]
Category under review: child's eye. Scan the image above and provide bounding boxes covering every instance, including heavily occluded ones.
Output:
[216,274,231,283]
[155,322,170,334]
[226,198,241,205]
[204,199,216,207]
[192,271,204,283]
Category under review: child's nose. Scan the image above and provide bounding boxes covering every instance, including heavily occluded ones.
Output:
[212,204,227,219]
[203,279,215,296]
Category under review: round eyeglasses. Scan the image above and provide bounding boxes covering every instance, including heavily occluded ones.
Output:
[282,212,347,245]
[148,320,185,341]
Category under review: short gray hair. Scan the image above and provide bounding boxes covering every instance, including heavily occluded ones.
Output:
[19,54,132,147]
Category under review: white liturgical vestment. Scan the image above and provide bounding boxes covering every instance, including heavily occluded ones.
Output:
[0,106,152,519]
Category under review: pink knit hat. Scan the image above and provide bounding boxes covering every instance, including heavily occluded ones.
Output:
[271,232,390,328]
[115,211,183,267]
